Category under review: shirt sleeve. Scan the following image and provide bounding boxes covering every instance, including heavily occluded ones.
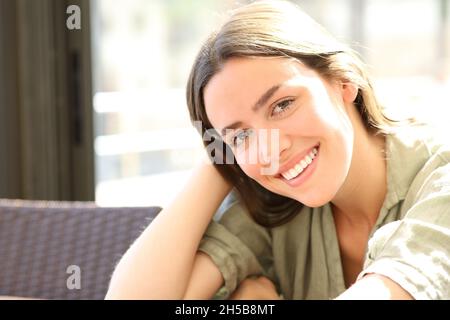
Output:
[358,162,450,299]
[197,201,275,299]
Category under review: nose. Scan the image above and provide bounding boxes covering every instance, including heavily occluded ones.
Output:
[277,130,292,162]
[258,128,291,167]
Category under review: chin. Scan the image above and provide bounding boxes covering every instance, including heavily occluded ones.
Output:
[292,191,333,208]
[262,181,333,208]
[302,199,328,208]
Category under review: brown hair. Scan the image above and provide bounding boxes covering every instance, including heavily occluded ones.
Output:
[186,0,416,227]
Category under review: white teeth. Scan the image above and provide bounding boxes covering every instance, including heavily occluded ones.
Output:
[281,172,291,180]
[288,168,297,177]
[280,146,318,180]
[300,159,307,168]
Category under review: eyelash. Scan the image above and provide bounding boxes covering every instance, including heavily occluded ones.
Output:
[230,98,295,148]
[270,98,295,118]
[231,129,253,148]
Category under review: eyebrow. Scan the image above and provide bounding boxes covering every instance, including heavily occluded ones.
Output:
[220,84,282,136]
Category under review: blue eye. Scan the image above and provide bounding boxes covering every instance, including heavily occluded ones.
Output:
[271,99,294,117]
[232,129,253,148]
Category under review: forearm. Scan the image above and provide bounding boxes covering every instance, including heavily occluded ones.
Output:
[105,163,231,299]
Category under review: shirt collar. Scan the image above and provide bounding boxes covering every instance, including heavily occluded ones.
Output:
[379,124,434,215]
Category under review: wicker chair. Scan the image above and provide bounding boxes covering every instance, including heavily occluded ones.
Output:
[0,198,161,300]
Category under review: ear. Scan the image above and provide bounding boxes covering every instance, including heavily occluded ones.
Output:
[341,82,358,104]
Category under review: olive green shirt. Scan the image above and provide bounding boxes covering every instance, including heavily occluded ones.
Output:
[198,124,450,299]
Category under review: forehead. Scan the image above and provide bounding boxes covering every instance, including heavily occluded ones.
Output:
[203,57,317,129]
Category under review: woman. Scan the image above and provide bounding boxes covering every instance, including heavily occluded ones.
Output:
[106,0,450,299]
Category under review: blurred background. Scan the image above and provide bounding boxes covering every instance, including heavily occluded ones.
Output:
[0,0,449,207]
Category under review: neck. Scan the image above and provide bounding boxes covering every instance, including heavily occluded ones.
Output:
[331,109,387,230]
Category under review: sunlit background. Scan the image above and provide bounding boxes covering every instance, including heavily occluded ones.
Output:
[90,0,450,208]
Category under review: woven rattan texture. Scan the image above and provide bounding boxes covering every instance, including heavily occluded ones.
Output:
[0,199,161,299]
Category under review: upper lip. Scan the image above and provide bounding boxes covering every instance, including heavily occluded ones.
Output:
[275,143,320,177]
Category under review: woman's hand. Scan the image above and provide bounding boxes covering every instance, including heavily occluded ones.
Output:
[229,276,281,300]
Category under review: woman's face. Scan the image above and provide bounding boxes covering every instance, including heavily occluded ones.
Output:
[203,56,357,207]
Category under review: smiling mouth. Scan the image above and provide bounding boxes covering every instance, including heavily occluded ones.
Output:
[275,144,320,180]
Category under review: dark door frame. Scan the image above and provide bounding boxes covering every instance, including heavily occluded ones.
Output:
[0,0,94,201]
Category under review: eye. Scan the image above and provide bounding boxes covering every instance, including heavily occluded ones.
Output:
[271,99,294,117]
[231,129,253,148]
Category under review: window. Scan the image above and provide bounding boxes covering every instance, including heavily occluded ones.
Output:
[91,0,239,207]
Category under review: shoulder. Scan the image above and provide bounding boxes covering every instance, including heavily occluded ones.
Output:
[390,122,450,162]
[396,124,450,215]
[385,123,450,212]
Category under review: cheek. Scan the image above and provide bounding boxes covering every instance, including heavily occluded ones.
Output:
[236,156,276,193]
[235,153,261,179]
[309,93,354,165]
[313,89,352,133]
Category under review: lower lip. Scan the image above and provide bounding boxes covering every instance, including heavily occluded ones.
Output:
[278,145,320,187]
